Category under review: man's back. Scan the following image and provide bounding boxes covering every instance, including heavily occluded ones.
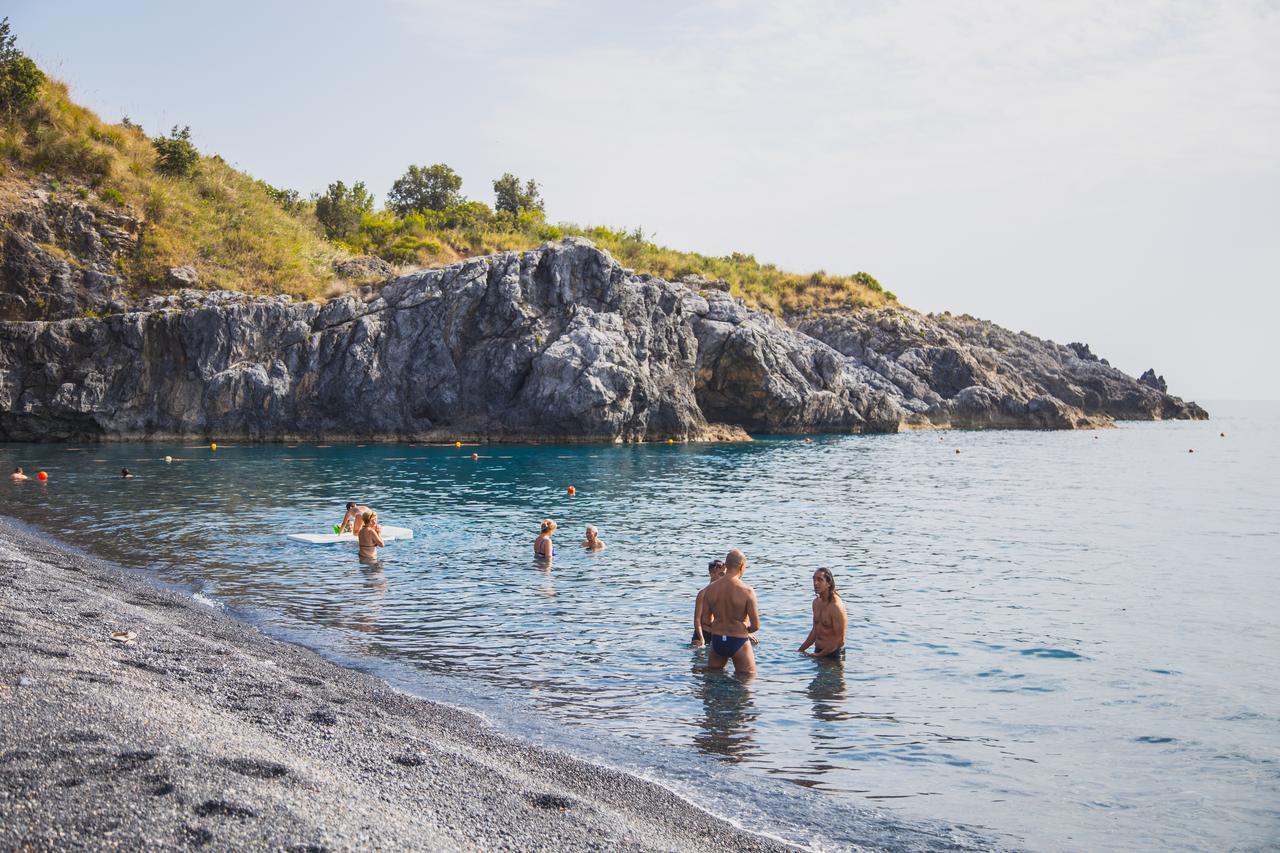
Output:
[704,576,754,638]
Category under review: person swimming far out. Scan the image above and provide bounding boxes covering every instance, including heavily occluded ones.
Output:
[121,468,134,479]
[534,518,557,559]
[690,558,727,648]
[702,549,761,674]
[357,511,384,562]
[340,501,371,534]
[582,525,606,551]
[798,567,847,660]
[11,467,28,481]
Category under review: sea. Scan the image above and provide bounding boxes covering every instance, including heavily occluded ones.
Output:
[3,401,1277,851]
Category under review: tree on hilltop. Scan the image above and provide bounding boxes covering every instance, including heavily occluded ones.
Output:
[493,173,544,215]
[152,125,200,177]
[314,180,374,241]
[387,163,463,215]
[0,18,46,119]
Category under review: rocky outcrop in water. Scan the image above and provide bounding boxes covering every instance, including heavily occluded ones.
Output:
[793,311,1206,429]
[0,231,1205,442]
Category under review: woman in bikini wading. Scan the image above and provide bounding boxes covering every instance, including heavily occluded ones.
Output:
[534,518,556,560]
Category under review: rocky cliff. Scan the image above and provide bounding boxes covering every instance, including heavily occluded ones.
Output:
[0,212,1205,442]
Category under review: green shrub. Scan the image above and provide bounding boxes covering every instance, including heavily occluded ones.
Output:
[313,180,373,241]
[852,271,882,292]
[260,180,303,213]
[0,19,44,119]
[152,125,199,177]
[100,187,124,205]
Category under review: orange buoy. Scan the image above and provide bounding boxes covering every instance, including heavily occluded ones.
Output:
[566,485,576,496]
[471,452,479,460]
[37,471,48,481]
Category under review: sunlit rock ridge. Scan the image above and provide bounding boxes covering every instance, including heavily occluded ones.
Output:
[0,237,1205,442]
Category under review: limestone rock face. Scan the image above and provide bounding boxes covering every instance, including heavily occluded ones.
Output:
[0,187,137,321]
[793,310,1206,428]
[0,238,1206,442]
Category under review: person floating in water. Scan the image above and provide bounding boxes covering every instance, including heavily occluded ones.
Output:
[799,567,847,660]
[535,518,557,559]
[340,501,370,534]
[121,468,134,479]
[702,549,760,674]
[11,467,28,481]
[582,525,606,551]
[357,511,384,562]
[691,558,727,648]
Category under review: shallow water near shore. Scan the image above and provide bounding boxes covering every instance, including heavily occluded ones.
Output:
[4,402,1278,850]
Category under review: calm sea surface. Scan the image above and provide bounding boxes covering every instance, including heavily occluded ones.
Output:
[3,402,1277,851]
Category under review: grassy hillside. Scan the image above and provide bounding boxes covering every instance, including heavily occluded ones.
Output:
[0,64,895,313]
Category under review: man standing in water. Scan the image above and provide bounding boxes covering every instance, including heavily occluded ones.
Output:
[702,549,760,673]
[799,567,847,660]
[690,558,726,647]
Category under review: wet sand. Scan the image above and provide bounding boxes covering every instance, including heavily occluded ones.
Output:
[0,517,795,851]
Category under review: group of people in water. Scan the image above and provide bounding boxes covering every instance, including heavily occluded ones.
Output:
[537,518,846,675]
[337,499,846,674]
[686,549,847,674]
[339,501,384,561]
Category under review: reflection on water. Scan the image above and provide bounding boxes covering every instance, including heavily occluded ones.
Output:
[2,402,1278,851]
[692,669,759,761]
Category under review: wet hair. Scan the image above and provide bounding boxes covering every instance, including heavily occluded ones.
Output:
[707,559,725,575]
[540,518,557,534]
[346,501,357,510]
[13,467,21,474]
[121,468,131,477]
[362,511,376,523]
[815,567,839,601]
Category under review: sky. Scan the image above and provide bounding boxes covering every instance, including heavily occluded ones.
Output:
[8,0,1279,400]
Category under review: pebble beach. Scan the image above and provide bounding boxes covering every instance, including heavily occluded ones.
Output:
[0,517,797,851]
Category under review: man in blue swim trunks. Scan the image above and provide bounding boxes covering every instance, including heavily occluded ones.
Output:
[701,549,760,674]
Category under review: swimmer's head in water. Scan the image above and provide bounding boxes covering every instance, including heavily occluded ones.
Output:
[540,518,557,534]
[586,525,598,538]
[708,559,726,577]
[725,548,746,574]
[13,467,21,474]
[813,567,838,600]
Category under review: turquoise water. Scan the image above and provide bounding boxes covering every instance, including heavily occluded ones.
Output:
[3,402,1278,850]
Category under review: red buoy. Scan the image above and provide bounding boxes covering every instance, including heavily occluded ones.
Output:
[37,471,48,481]
[567,485,576,496]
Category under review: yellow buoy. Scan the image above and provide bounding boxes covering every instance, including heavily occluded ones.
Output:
[211,442,217,450]
[454,441,462,447]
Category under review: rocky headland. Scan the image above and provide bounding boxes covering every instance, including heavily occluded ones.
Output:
[0,188,1205,442]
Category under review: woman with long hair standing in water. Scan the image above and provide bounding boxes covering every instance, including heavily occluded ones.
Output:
[534,518,557,560]
[799,567,847,660]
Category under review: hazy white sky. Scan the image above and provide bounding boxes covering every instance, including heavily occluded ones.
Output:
[10,0,1279,399]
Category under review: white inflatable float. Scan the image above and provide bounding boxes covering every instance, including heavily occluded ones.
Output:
[288,525,414,545]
